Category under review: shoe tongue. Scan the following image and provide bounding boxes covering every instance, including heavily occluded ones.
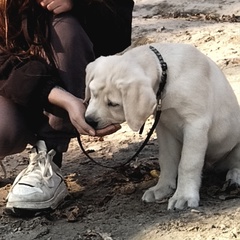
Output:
[29,140,48,161]
[36,140,47,152]
[21,153,55,186]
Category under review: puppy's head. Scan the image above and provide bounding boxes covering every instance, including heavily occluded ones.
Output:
[84,55,157,131]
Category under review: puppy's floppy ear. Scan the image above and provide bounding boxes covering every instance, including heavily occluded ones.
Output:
[84,62,95,102]
[84,56,106,102]
[119,80,157,131]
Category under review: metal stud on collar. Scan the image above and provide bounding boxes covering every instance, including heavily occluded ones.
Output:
[149,45,168,104]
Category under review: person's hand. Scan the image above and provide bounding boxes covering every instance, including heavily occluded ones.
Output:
[37,0,73,14]
[95,124,121,137]
[65,97,121,137]
[66,97,95,136]
[48,87,121,137]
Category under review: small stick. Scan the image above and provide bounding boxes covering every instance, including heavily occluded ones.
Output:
[0,157,7,179]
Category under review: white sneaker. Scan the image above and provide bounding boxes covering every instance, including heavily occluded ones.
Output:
[6,140,68,212]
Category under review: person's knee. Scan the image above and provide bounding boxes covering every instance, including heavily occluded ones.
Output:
[50,13,93,53]
[0,97,30,156]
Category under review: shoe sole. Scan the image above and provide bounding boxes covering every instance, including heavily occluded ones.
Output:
[4,206,53,217]
[5,183,69,215]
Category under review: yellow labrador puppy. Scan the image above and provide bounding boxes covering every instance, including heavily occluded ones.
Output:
[84,43,240,210]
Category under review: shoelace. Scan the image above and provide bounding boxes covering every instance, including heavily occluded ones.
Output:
[20,150,56,188]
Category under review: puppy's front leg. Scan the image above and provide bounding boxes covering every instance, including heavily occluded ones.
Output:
[168,121,209,210]
[142,125,181,202]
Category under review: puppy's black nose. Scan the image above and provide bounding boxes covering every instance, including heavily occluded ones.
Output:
[85,117,98,129]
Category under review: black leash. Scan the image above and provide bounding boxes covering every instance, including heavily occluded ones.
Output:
[77,45,168,171]
[77,110,161,170]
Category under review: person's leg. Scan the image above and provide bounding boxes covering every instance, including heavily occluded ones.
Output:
[37,13,95,167]
[1,96,68,214]
[50,13,95,98]
[0,96,35,159]
[0,97,26,180]
[5,14,95,215]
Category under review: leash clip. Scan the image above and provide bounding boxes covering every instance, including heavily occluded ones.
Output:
[156,98,162,111]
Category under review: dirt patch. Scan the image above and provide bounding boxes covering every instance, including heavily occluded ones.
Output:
[1,1,240,239]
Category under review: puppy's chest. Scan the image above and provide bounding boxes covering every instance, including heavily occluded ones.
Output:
[159,109,184,139]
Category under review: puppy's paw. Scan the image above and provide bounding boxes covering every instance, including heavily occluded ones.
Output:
[226,168,240,185]
[142,184,174,203]
[167,190,199,210]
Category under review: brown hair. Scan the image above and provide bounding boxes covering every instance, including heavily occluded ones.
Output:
[0,0,48,58]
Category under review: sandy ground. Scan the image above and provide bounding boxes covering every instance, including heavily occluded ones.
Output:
[0,0,240,239]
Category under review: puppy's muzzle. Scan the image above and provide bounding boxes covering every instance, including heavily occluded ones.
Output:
[85,117,98,129]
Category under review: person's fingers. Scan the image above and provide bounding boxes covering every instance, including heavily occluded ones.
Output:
[38,0,73,14]
[72,118,96,136]
[95,124,121,137]
[43,111,64,131]
[45,1,55,10]
[38,0,52,7]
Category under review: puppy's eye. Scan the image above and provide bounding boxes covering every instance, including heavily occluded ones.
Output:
[107,101,119,107]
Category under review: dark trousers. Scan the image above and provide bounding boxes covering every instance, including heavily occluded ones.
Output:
[37,13,95,157]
